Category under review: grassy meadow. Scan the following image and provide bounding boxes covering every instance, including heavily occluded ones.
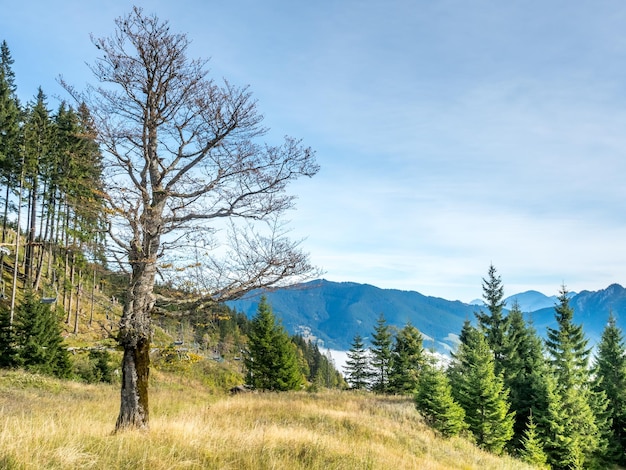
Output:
[0,369,537,470]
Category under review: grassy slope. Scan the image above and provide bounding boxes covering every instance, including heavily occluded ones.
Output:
[0,370,536,470]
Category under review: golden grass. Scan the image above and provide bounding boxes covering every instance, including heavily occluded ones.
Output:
[0,370,536,469]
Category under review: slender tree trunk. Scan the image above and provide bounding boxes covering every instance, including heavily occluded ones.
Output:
[73,270,82,334]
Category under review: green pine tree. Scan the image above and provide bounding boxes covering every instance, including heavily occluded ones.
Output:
[449,321,514,454]
[344,334,373,390]
[0,306,17,368]
[13,290,71,378]
[518,412,549,469]
[244,296,304,391]
[592,312,626,464]
[544,286,601,469]
[370,313,393,393]
[475,264,510,375]
[388,322,424,395]
[415,356,468,437]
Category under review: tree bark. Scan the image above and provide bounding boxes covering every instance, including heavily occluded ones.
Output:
[116,335,150,430]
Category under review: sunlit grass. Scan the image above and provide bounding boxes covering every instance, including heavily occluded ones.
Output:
[0,369,536,469]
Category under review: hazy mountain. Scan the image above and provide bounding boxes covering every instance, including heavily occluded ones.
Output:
[227,280,625,352]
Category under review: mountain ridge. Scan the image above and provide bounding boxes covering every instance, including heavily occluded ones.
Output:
[227,279,625,351]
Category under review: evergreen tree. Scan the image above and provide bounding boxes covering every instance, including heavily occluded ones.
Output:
[388,322,424,395]
[13,290,71,377]
[518,412,549,469]
[500,302,550,450]
[544,286,602,469]
[370,314,393,393]
[449,321,514,454]
[592,312,626,464]
[415,356,468,437]
[475,264,509,374]
[0,306,17,368]
[244,296,304,391]
[344,334,373,390]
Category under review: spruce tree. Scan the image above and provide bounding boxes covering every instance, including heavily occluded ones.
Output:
[244,296,304,391]
[370,314,393,393]
[388,322,424,394]
[592,312,626,464]
[0,306,17,368]
[344,334,373,390]
[449,321,514,454]
[518,412,549,469]
[415,356,468,437]
[544,286,602,469]
[475,264,509,374]
[13,290,71,377]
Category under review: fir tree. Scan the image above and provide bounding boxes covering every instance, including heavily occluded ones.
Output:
[13,290,71,378]
[592,312,626,464]
[244,296,304,391]
[0,306,17,368]
[415,356,468,437]
[518,412,549,469]
[388,322,424,395]
[449,321,514,454]
[370,314,393,393]
[544,286,602,469]
[475,264,509,374]
[344,334,373,390]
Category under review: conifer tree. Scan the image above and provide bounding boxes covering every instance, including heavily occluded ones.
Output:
[0,306,17,368]
[388,322,424,394]
[370,314,393,393]
[415,356,467,437]
[592,312,626,464]
[544,286,602,469]
[13,290,71,377]
[475,264,509,374]
[244,296,304,391]
[449,321,514,454]
[500,302,550,450]
[344,334,373,390]
[518,413,549,469]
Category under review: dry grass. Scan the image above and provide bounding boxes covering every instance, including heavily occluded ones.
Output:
[0,370,536,469]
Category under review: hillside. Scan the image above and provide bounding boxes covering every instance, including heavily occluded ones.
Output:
[228,279,626,351]
[0,369,535,470]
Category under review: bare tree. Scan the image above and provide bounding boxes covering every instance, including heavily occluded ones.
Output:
[70,7,319,431]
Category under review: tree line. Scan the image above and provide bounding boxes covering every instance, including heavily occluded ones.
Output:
[344,265,626,470]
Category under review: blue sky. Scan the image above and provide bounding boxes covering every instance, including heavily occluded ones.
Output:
[3,1,626,302]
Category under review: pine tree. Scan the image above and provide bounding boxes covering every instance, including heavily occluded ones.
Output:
[13,290,71,378]
[370,314,393,393]
[415,356,468,437]
[244,296,304,391]
[544,286,601,469]
[500,302,550,450]
[475,264,509,374]
[0,306,17,368]
[449,321,514,454]
[388,322,424,395]
[518,412,549,469]
[344,334,373,390]
[592,312,626,464]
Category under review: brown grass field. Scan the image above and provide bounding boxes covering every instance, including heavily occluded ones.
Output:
[0,369,537,469]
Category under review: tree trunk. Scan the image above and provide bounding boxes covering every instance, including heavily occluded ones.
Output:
[116,336,150,430]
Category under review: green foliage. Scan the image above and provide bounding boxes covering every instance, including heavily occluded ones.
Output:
[370,314,393,393]
[73,349,116,384]
[518,413,549,469]
[245,296,304,391]
[292,335,345,389]
[415,357,468,437]
[344,333,373,390]
[388,322,424,395]
[449,322,514,454]
[13,291,71,378]
[592,312,626,464]
[0,307,17,368]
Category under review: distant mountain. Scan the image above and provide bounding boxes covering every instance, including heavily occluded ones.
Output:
[227,280,626,352]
